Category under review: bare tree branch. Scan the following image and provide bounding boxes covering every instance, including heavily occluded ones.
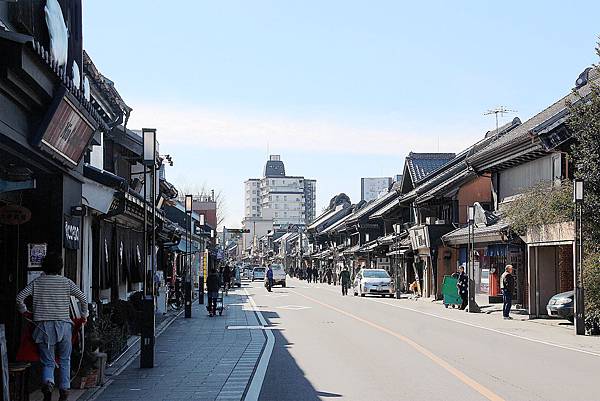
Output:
[175,182,227,229]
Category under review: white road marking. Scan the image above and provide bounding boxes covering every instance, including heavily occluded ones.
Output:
[275,305,311,310]
[291,279,600,358]
[227,325,279,330]
[367,297,600,358]
[244,288,275,401]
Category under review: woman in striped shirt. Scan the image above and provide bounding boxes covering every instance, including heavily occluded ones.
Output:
[16,252,88,401]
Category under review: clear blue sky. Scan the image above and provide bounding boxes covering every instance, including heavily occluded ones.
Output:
[83,0,600,228]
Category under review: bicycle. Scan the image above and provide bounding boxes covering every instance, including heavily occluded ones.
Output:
[167,277,184,311]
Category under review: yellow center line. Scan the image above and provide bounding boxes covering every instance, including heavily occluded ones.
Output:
[289,288,506,401]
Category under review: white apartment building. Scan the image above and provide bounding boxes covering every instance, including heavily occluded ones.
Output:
[361,177,393,202]
[243,155,316,229]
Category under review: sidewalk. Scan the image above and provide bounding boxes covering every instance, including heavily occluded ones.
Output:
[83,289,266,401]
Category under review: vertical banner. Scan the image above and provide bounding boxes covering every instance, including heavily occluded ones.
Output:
[0,325,9,401]
[203,250,208,282]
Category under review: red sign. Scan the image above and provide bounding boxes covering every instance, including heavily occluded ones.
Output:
[35,89,97,166]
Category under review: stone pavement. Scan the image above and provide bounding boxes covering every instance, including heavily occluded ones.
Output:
[91,289,266,401]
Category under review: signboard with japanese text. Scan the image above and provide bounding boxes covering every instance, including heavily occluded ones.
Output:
[33,87,97,167]
[64,215,81,249]
[28,243,47,268]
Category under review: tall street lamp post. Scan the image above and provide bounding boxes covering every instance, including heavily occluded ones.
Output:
[573,179,585,335]
[140,128,156,368]
[198,214,205,305]
[467,206,480,313]
[393,223,402,298]
[185,194,193,318]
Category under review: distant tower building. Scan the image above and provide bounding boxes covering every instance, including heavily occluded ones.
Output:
[243,155,316,229]
[361,177,393,202]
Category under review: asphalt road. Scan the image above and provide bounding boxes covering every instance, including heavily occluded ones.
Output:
[249,277,599,401]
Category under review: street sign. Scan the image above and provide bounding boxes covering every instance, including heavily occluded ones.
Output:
[226,228,250,233]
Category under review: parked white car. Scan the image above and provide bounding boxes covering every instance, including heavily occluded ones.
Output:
[353,268,394,297]
[268,263,287,287]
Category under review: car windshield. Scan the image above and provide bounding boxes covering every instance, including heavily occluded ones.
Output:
[270,265,283,270]
[362,270,390,279]
[254,268,265,272]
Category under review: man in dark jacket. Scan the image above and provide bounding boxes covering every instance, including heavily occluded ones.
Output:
[206,269,220,317]
[500,265,515,320]
[222,264,232,291]
[339,267,351,296]
[456,265,469,310]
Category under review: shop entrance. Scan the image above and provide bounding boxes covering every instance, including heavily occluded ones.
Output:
[528,244,574,316]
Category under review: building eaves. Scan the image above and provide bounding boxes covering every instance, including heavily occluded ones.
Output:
[347,190,398,223]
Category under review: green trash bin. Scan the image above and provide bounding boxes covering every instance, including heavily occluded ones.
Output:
[442,275,462,308]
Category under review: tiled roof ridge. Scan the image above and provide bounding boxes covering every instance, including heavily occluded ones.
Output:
[407,152,456,159]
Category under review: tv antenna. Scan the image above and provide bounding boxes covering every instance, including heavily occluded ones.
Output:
[484,106,517,138]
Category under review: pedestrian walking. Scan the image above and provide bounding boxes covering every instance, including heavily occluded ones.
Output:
[206,268,220,317]
[222,264,232,294]
[456,265,468,310]
[307,267,312,283]
[326,268,332,285]
[16,252,88,401]
[340,267,351,296]
[500,265,515,320]
[266,265,274,292]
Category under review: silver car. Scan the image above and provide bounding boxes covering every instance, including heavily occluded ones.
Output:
[252,266,266,281]
[353,268,395,297]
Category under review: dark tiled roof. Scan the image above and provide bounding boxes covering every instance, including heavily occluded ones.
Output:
[484,117,522,138]
[406,152,455,184]
[469,67,600,169]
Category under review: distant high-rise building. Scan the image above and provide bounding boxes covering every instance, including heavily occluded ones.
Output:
[361,177,393,202]
[243,155,316,229]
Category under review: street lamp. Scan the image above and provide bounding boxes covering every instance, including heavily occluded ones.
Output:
[573,179,585,335]
[467,205,480,313]
[198,214,205,305]
[140,128,156,368]
[184,194,193,318]
[393,223,402,298]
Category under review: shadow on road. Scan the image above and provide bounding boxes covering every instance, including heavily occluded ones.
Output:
[257,308,341,401]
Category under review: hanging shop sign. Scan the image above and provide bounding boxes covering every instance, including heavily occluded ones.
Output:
[409,226,430,251]
[0,204,32,225]
[28,243,47,268]
[64,215,81,249]
[32,87,98,167]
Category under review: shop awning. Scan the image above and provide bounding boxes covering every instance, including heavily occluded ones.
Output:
[387,248,411,256]
[442,218,510,246]
[82,178,117,214]
[342,244,361,256]
[173,239,199,254]
[359,240,379,253]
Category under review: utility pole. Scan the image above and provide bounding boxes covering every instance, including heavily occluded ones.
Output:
[573,180,585,334]
[467,206,480,313]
